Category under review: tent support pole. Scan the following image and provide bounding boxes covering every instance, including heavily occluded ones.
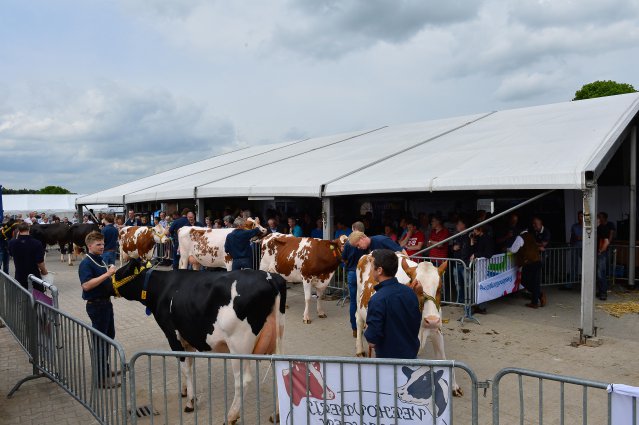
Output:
[322,197,334,240]
[196,198,205,223]
[580,186,597,341]
[412,189,555,257]
[629,125,637,287]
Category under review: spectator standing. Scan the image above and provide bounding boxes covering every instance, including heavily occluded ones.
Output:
[186,212,203,227]
[224,217,264,270]
[205,217,213,229]
[223,215,234,228]
[364,249,422,359]
[157,211,168,229]
[596,215,611,300]
[114,216,125,231]
[7,222,48,291]
[288,218,303,237]
[78,231,119,388]
[140,215,151,227]
[334,220,351,239]
[124,210,141,226]
[597,212,616,244]
[23,211,36,225]
[101,215,119,266]
[213,219,223,229]
[383,225,398,242]
[267,218,280,234]
[470,226,494,261]
[1,218,19,274]
[509,230,546,309]
[451,218,471,304]
[532,217,551,252]
[496,213,522,252]
[398,219,425,258]
[427,215,450,261]
[310,219,324,239]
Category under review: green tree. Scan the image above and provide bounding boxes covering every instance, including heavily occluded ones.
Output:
[573,80,636,101]
[38,186,72,194]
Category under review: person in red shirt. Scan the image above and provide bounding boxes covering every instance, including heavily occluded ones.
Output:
[398,219,425,258]
[427,215,450,261]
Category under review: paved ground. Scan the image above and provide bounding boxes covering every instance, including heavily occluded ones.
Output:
[1,255,638,424]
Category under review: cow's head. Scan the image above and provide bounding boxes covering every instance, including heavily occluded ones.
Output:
[397,366,448,417]
[151,225,168,243]
[412,261,447,330]
[244,217,268,237]
[111,257,150,299]
[282,361,335,406]
[330,234,348,257]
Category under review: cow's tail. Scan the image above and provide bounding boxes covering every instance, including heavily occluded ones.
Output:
[272,274,287,354]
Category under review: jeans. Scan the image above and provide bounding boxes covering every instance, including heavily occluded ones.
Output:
[452,262,465,303]
[0,245,9,274]
[597,251,608,297]
[86,302,115,382]
[232,257,251,271]
[567,246,582,287]
[102,251,116,266]
[347,270,357,331]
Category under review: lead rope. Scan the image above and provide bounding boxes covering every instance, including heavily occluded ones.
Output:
[86,254,108,269]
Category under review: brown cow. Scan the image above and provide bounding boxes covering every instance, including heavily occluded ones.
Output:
[259,233,347,323]
[118,225,168,265]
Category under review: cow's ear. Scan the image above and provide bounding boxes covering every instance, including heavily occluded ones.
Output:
[401,366,413,379]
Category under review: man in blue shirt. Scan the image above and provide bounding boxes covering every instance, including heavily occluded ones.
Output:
[364,249,421,359]
[342,239,367,337]
[168,208,191,270]
[224,218,264,270]
[101,215,119,266]
[78,231,119,388]
[8,222,48,291]
[348,231,405,254]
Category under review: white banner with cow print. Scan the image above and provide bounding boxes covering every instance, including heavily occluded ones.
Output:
[275,361,451,425]
[474,253,522,305]
[608,383,639,425]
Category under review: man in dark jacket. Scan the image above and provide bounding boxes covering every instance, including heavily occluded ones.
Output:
[451,217,471,304]
[224,218,264,270]
[100,215,119,266]
[8,222,48,290]
[168,209,191,270]
[364,249,421,359]
[510,229,546,308]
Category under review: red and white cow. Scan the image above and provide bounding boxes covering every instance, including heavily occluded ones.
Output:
[259,233,347,324]
[178,218,265,270]
[355,253,462,396]
[118,225,168,265]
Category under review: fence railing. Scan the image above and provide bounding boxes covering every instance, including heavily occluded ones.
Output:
[492,367,613,425]
[128,351,480,425]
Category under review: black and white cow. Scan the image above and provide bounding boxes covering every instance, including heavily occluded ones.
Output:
[30,223,74,264]
[397,366,449,418]
[111,258,287,424]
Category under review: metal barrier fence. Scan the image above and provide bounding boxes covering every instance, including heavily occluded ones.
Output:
[153,238,174,265]
[492,367,613,425]
[128,351,480,425]
[410,256,470,309]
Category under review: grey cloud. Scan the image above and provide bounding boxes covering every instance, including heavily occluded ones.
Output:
[0,81,237,193]
[273,0,483,59]
[508,0,639,28]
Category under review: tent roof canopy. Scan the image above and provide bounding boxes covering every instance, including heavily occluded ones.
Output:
[77,93,639,205]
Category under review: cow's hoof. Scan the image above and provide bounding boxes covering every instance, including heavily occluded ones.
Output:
[303,319,312,324]
[269,413,280,423]
[453,387,463,397]
[318,313,327,319]
[355,352,365,357]
[285,304,289,309]
[68,263,74,266]
[181,391,187,398]
[184,405,194,413]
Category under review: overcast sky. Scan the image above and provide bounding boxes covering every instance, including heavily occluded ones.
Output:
[2,0,639,194]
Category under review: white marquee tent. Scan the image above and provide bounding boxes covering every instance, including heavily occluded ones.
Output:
[2,194,116,219]
[77,93,639,204]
